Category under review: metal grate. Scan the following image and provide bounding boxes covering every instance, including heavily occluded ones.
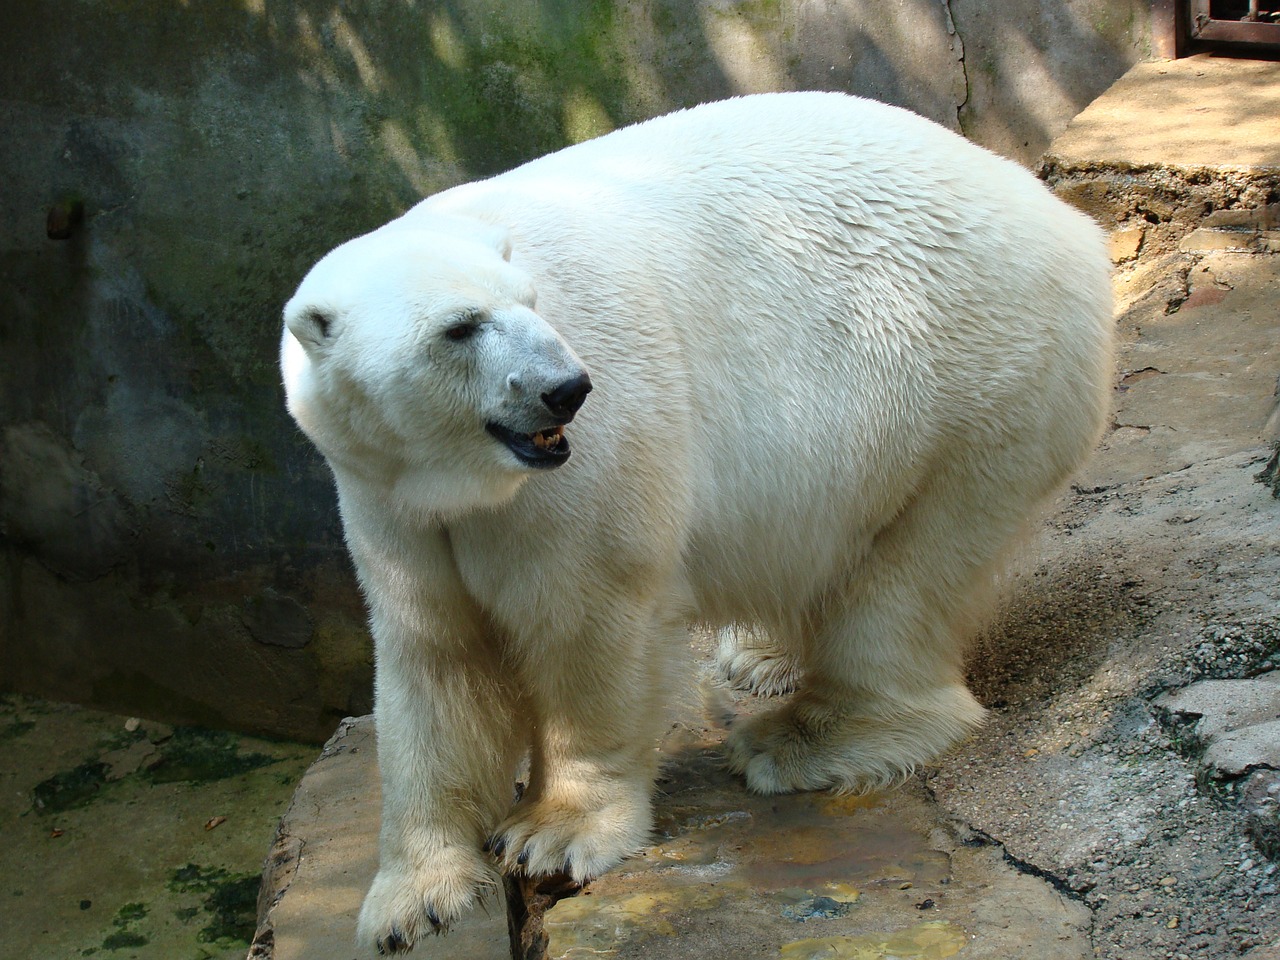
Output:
[1189,0,1280,47]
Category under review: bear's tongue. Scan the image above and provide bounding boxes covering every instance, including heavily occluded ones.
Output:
[532,426,565,451]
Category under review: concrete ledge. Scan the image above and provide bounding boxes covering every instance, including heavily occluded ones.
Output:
[1040,55,1280,256]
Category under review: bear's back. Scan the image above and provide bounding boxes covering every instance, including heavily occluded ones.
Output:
[419,93,1112,622]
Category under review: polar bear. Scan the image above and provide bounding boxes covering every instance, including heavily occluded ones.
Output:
[281,91,1113,953]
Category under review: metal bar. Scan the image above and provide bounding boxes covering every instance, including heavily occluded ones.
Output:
[1192,18,1280,42]
[1189,0,1214,34]
[1153,0,1192,57]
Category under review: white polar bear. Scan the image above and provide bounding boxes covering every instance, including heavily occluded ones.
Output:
[281,92,1113,953]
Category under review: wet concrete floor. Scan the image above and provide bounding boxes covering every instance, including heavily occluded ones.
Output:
[0,694,313,960]
[255,708,1090,960]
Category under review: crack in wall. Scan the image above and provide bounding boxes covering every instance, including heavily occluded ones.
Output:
[939,0,970,135]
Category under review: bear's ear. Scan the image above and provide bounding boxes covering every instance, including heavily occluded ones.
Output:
[479,225,513,262]
[286,306,339,351]
[497,232,513,262]
[455,217,513,261]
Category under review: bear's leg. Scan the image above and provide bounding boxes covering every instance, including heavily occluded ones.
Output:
[725,460,1034,795]
[716,625,801,696]
[487,608,683,883]
[356,630,526,953]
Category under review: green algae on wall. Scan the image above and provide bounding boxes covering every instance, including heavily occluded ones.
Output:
[383,0,636,176]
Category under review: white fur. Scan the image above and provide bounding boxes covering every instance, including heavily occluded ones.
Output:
[281,92,1113,953]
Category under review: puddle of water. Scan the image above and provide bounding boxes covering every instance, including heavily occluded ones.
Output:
[547,887,728,957]
[779,921,968,960]
[545,744,957,959]
[0,693,313,960]
[741,816,951,892]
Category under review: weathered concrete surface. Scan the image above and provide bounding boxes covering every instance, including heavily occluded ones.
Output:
[253,715,1091,960]
[1159,674,1280,778]
[1159,673,1280,741]
[1047,55,1280,171]
[250,717,510,960]
[1080,250,1280,488]
[926,55,1280,959]
[0,1,1149,740]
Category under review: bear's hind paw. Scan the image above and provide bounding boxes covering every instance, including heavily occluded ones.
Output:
[724,695,979,796]
[715,627,800,697]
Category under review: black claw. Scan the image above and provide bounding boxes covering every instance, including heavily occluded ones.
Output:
[487,836,507,858]
[378,929,409,955]
[517,849,530,867]
[427,907,442,930]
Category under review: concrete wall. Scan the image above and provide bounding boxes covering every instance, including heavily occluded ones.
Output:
[0,0,1152,742]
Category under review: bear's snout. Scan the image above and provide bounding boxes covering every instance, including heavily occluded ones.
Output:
[541,373,593,423]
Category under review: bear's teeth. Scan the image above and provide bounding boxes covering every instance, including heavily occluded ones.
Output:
[533,427,564,450]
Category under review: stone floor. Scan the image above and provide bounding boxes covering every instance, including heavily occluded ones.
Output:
[250,54,1280,960]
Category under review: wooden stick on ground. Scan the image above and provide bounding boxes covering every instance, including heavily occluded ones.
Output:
[503,871,582,960]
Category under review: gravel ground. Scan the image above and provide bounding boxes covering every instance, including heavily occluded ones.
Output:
[927,244,1280,960]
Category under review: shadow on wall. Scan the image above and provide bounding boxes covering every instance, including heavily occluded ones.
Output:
[224,0,1148,175]
[0,0,1146,741]
[950,0,1144,158]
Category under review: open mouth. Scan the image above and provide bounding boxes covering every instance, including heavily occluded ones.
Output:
[485,422,572,469]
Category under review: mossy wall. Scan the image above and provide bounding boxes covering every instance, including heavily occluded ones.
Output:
[0,0,1150,742]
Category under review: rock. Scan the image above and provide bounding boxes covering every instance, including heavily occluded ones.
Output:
[1204,721,1280,779]
[241,589,314,649]
[1178,229,1257,253]
[1204,208,1267,231]
[1158,674,1280,780]
[0,421,135,581]
[1109,227,1145,263]
[1157,673,1280,740]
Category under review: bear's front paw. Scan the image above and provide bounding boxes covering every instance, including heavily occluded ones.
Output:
[356,847,493,954]
[486,786,652,883]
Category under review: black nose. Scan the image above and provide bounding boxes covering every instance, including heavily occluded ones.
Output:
[541,373,593,422]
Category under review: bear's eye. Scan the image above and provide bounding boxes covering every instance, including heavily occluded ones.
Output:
[444,314,481,342]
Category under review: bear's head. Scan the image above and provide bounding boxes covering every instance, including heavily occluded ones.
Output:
[281,218,591,518]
